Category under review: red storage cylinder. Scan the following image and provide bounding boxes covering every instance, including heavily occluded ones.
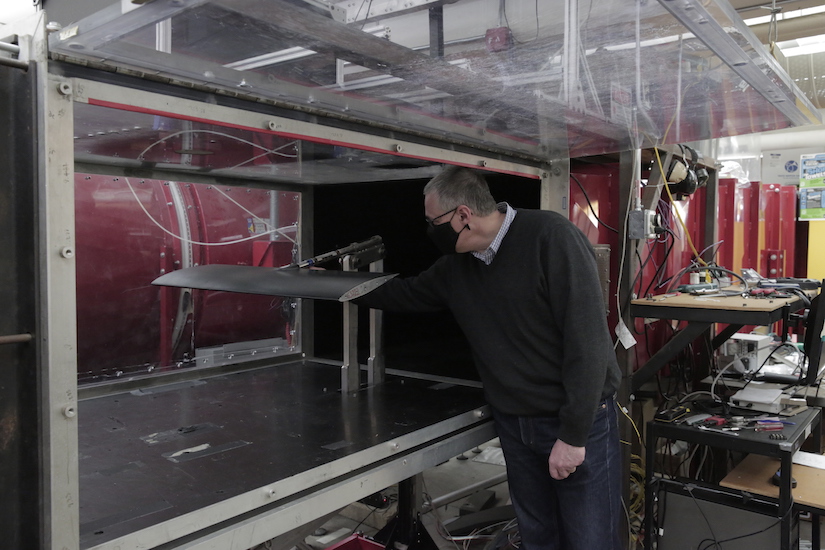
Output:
[759,183,797,277]
[717,177,736,271]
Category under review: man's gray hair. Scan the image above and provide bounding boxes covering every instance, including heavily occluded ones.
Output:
[423,166,498,216]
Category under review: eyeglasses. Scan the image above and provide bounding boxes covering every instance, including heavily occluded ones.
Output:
[425,207,457,228]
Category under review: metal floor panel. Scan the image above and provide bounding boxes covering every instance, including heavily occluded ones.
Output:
[78,361,489,548]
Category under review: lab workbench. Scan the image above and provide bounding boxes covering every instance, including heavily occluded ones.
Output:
[78,361,494,550]
[644,407,822,550]
[630,292,806,394]
[722,453,825,548]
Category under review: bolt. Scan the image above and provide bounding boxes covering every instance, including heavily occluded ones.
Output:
[63,406,76,418]
[60,247,74,259]
[57,82,72,96]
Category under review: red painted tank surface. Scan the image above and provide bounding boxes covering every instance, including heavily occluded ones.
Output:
[570,165,621,333]
[74,174,300,383]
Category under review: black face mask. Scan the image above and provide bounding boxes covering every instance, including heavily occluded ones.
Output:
[427,210,467,255]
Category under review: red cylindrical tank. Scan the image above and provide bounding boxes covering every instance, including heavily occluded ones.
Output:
[74,174,299,383]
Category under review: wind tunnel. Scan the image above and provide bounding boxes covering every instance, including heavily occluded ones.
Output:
[65,88,499,550]
[8,0,821,547]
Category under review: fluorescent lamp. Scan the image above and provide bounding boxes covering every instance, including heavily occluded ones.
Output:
[743,5,825,27]
[777,34,825,57]
[225,25,389,71]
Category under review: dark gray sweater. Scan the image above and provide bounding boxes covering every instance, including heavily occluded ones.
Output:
[356,209,621,446]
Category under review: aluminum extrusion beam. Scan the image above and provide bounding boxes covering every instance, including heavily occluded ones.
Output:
[655,0,820,126]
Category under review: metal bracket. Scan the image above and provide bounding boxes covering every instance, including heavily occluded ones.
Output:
[340,238,388,393]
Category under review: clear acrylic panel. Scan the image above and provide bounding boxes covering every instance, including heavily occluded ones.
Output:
[73,102,305,383]
[51,0,821,160]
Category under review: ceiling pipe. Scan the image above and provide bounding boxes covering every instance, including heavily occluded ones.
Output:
[748,12,825,43]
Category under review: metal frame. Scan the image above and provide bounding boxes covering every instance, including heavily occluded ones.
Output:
[342,254,361,393]
[39,70,81,550]
[175,426,492,550]
[368,259,386,386]
[541,160,569,215]
[644,407,821,550]
[85,403,494,550]
[68,77,543,180]
[27,67,549,550]
[655,0,820,127]
[50,0,553,160]
[628,296,804,395]
[46,0,822,164]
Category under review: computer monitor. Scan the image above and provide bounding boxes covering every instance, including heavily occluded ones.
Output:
[803,284,825,387]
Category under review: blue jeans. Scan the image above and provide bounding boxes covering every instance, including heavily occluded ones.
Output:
[492,397,622,550]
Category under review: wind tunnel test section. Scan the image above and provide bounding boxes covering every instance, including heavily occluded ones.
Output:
[73,100,303,384]
[69,90,497,550]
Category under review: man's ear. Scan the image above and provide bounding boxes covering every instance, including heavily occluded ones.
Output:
[456,204,472,222]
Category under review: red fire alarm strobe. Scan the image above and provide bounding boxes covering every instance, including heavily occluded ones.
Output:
[485,27,514,52]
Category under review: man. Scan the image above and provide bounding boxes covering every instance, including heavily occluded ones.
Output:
[355,166,622,550]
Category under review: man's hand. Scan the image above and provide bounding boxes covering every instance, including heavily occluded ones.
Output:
[548,439,585,480]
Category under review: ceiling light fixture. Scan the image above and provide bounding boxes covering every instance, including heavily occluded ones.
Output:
[775,34,825,57]
[742,5,825,27]
[224,25,389,71]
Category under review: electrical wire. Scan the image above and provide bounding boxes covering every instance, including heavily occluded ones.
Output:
[618,401,644,450]
[740,342,806,390]
[355,0,376,30]
[709,358,737,403]
[642,227,677,298]
[625,456,646,545]
[207,184,298,244]
[664,263,749,294]
[652,147,708,267]
[123,177,296,247]
[482,518,520,550]
[501,0,540,43]
[570,174,619,233]
[695,502,789,550]
[614,149,641,350]
[696,240,724,265]
[422,478,482,550]
[136,129,298,164]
